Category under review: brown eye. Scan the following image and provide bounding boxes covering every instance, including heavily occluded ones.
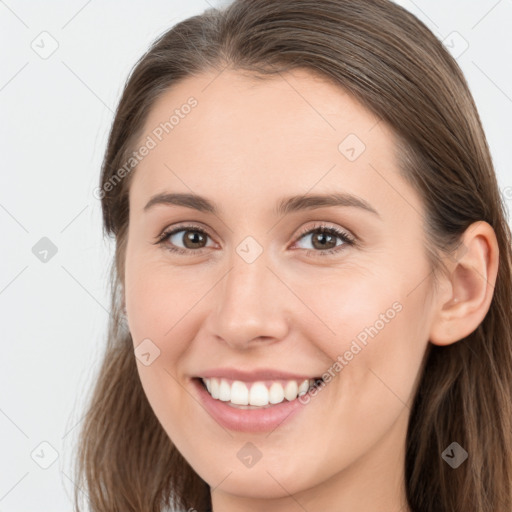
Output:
[293,224,356,257]
[177,229,208,249]
[308,230,338,250]
[156,225,215,255]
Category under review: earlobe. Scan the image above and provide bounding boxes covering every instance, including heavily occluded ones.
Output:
[429,221,499,347]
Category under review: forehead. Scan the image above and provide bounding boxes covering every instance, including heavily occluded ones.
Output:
[128,68,415,221]
[138,67,385,153]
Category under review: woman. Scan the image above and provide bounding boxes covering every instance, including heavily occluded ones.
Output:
[74,1,512,511]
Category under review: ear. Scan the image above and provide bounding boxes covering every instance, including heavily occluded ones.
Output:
[429,221,500,346]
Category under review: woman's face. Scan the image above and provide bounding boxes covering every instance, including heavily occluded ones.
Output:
[124,68,436,506]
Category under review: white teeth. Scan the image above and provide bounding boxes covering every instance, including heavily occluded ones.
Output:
[231,380,249,405]
[210,378,220,399]
[298,379,310,396]
[284,380,298,401]
[201,377,316,406]
[249,382,269,406]
[218,379,231,401]
[269,382,285,404]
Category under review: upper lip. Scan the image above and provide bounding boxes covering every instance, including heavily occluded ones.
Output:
[196,367,323,382]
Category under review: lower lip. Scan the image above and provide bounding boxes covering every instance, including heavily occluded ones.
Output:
[192,378,309,433]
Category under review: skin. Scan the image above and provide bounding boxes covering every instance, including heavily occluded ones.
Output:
[123,68,499,511]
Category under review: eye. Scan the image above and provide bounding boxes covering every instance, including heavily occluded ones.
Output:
[291,222,356,257]
[154,222,356,257]
[154,224,215,255]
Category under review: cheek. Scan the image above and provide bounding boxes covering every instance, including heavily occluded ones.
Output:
[291,274,429,471]
[287,267,405,355]
[125,256,200,348]
[124,260,201,439]
[295,265,430,405]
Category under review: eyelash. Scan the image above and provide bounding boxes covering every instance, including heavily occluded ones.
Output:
[154,222,356,258]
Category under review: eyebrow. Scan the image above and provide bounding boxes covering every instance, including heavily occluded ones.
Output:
[143,192,380,218]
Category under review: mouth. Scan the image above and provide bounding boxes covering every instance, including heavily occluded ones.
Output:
[196,376,325,409]
[192,376,325,432]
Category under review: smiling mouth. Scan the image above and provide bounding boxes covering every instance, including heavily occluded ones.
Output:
[195,376,325,408]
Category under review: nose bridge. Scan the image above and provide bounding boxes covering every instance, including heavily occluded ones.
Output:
[211,236,289,348]
[224,240,269,305]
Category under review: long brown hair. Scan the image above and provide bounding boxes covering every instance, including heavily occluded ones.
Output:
[72,1,512,510]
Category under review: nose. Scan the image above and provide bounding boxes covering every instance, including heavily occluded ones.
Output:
[207,246,290,350]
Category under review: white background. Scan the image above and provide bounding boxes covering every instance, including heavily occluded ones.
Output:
[0,1,511,510]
